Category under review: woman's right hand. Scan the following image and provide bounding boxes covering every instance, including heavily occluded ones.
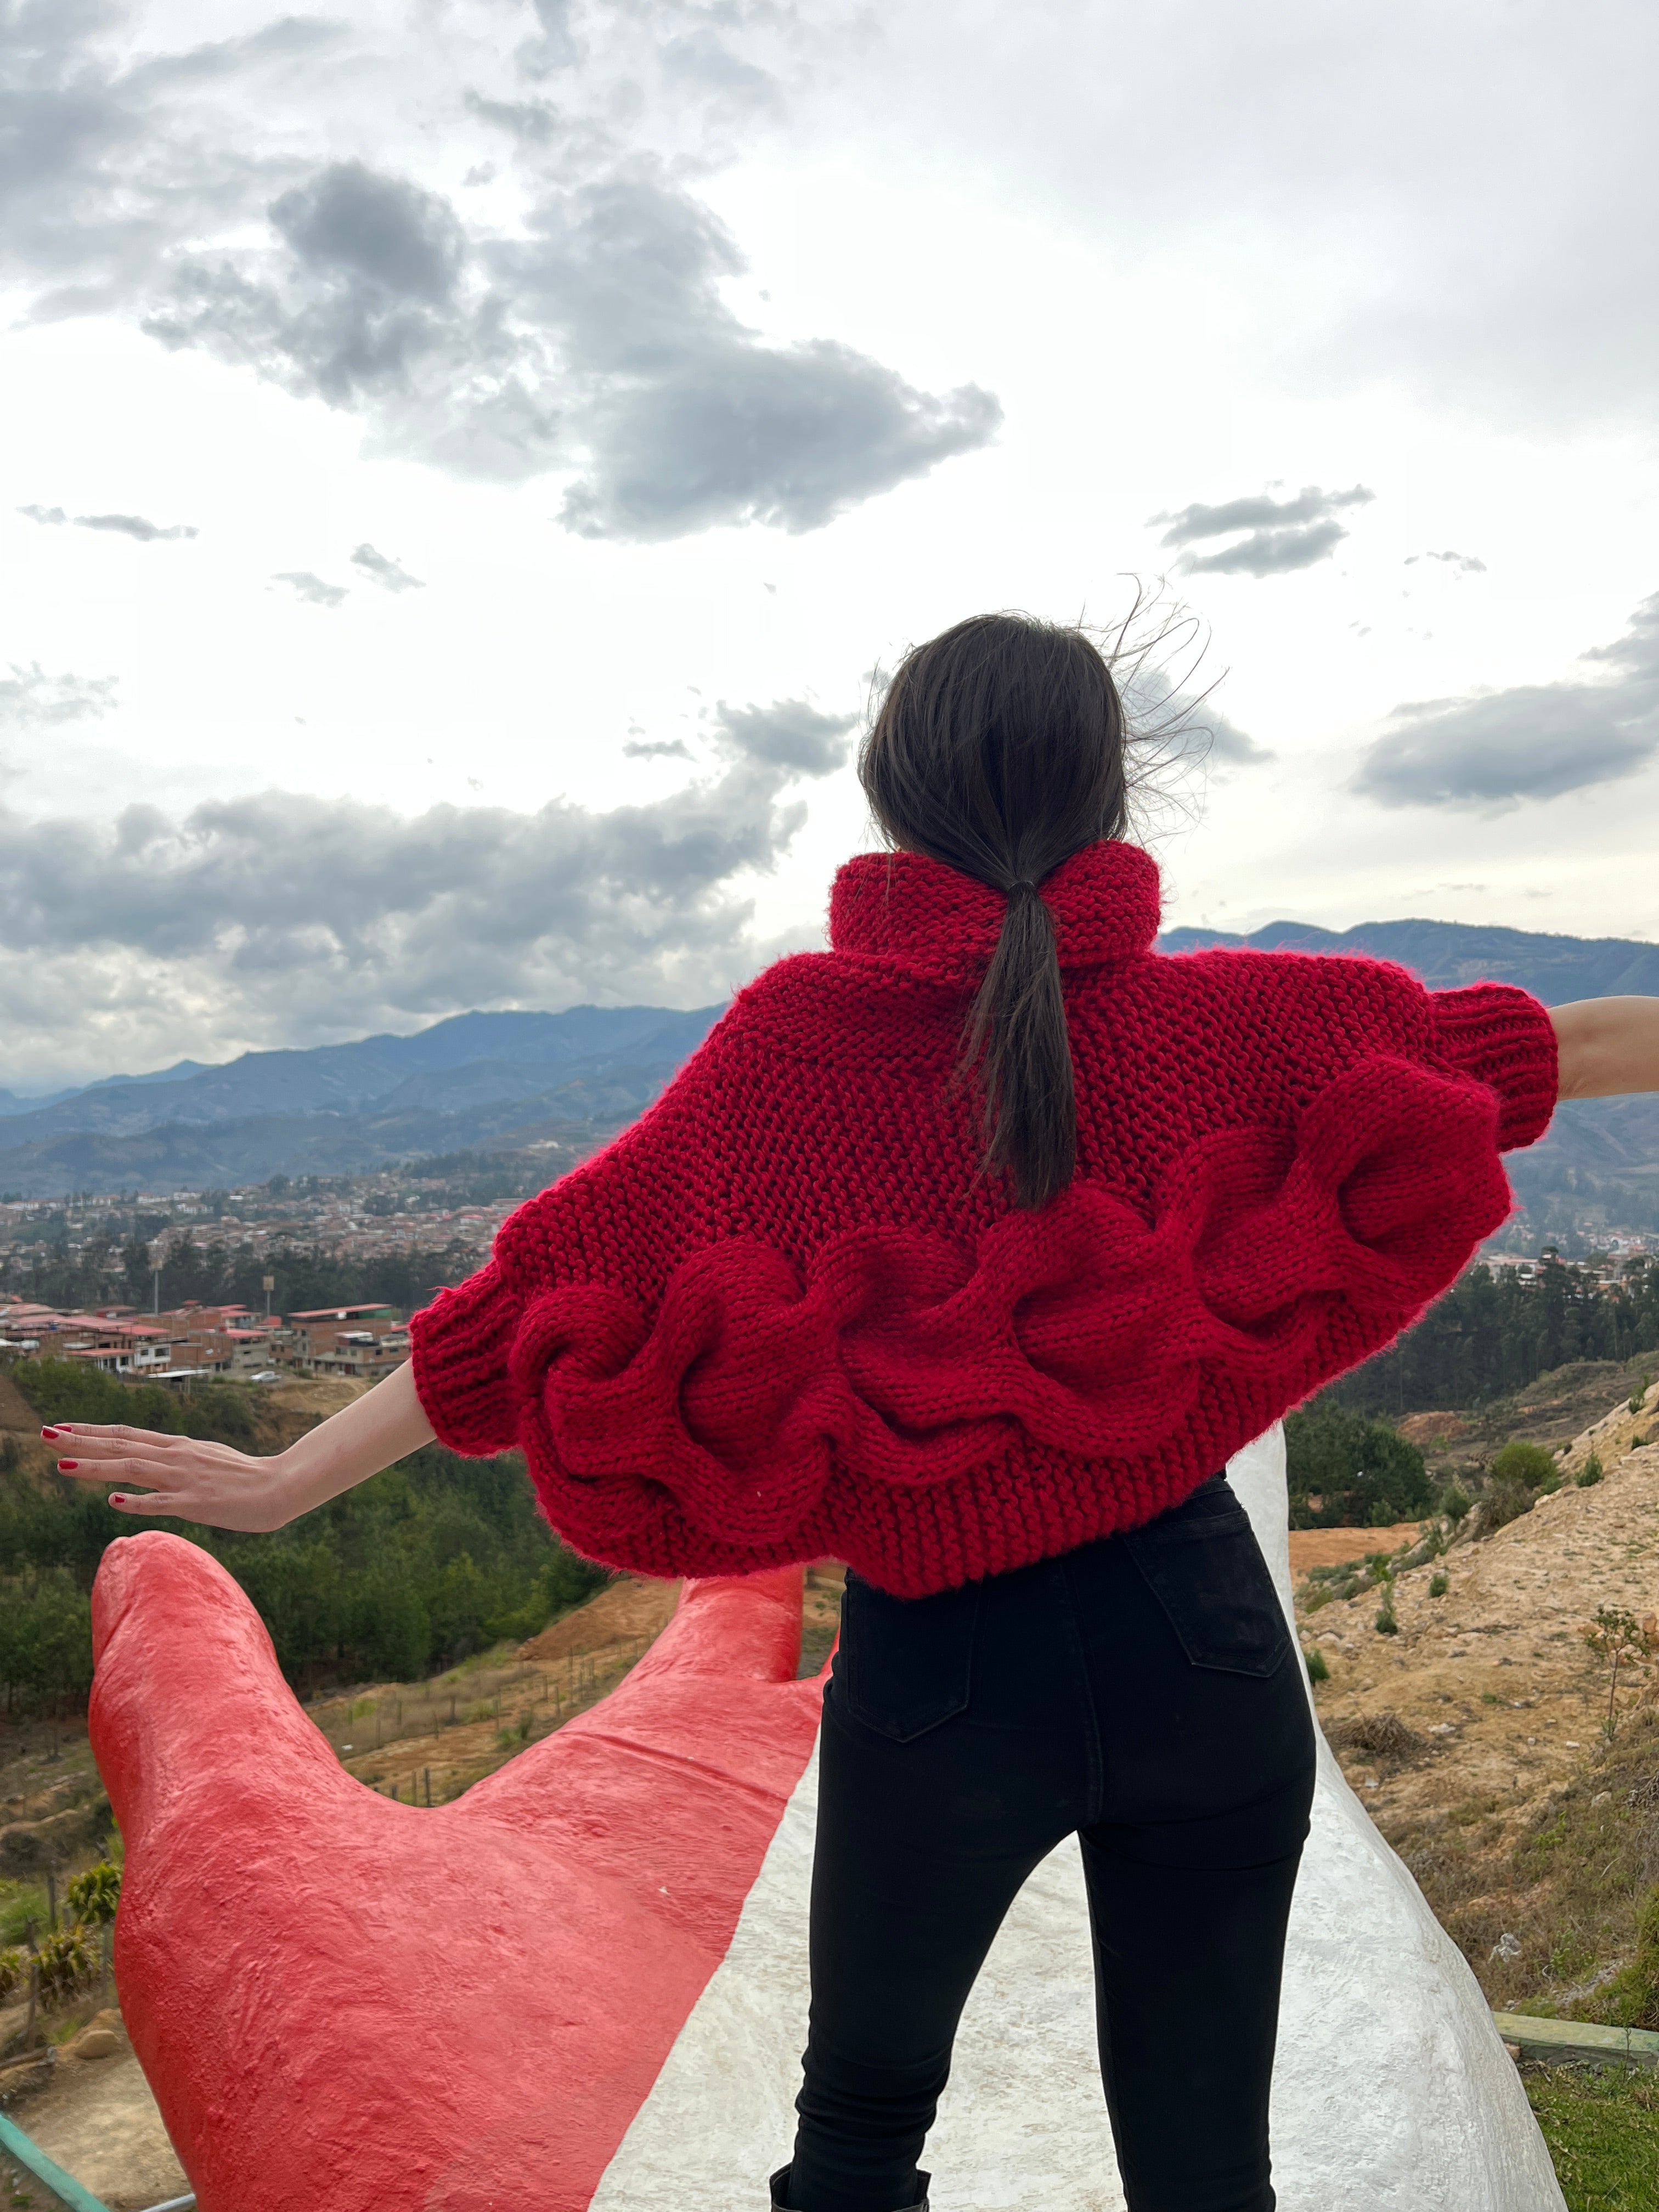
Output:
[48,1357,439,1533]
[48,1424,312,1532]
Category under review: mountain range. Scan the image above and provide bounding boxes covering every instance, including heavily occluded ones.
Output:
[3,916,1656,1212]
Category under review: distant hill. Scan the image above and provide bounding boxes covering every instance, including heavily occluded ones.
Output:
[3,916,1657,1214]
[1159,916,1659,1002]
[0,1007,723,1198]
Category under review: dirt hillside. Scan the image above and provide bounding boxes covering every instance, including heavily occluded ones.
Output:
[1302,1396,1659,2018]
[518,1576,681,1663]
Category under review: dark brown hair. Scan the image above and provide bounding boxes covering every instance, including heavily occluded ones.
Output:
[859,612,1130,1210]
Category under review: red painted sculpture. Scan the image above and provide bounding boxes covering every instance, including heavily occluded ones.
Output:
[90,1532,822,2211]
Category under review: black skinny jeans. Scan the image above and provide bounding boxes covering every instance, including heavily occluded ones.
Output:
[787,1476,1317,2212]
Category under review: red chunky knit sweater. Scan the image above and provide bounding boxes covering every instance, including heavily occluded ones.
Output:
[410,841,1558,1596]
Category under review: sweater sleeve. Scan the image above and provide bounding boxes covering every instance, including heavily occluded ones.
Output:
[407,1003,748,1457]
[1429,983,1559,1152]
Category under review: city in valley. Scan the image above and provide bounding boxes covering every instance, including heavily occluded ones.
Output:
[0,1148,595,1386]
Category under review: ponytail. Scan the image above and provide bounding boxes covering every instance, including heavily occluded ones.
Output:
[858,612,1128,1210]
[963,880,1075,1208]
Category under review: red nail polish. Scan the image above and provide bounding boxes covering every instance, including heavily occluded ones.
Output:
[110,1495,126,1506]
[57,1458,78,1471]
[41,1426,62,1441]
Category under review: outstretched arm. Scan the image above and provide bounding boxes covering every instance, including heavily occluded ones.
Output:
[51,1357,436,1531]
[1552,997,1659,1099]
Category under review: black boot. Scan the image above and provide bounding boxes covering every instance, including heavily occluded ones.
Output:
[768,2168,931,2212]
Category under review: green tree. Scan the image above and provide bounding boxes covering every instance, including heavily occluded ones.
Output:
[1284,1407,1432,1528]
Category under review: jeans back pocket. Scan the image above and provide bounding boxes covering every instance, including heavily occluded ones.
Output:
[835,1572,982,1742]
[1124,1477,1290,1678]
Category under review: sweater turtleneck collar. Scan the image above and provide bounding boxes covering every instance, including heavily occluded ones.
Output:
[828,840,1163,980]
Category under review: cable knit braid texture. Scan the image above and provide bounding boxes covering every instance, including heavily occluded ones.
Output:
[410,841,1558,1597]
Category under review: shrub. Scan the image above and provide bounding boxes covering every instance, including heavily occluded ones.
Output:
[1631,1374,1652,1417]
[66,1862,120,1927]
[1442,1486,1472,1525]
[1482,1479,1536,1534]
[1375,1590,1400,1635]
[1429,1571,1449,1599]
[1577,1454,1605,1487]
[34,1923,95,2002]
[1305,1647,1329,1685]
[1489,1440,1559,1489]
[1327,1711,1425,1759]
[0,1944,25,2003]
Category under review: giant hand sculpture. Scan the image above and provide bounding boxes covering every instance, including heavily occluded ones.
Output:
[90,1534,822,2212]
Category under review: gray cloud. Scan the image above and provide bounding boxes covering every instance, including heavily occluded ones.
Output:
[463,89,560,144]
[1150,484,1373,577]
[349,542,425,592]
[17,503,197,540]
[711,698,854,776]
[1355,592,1659,807]
[660,28,780,114]
[273,570,348,606]
[1182,521,1346,577]
[2,15,997,539]
[1406,550,1488,574]
[0,664,118,731]
[75,511,198,541]
[518,0,582,76]
[1187,704,1270,765]
[624,737,694,760]
[1120,662,1271,771]
[140,157,1000,534]
[0,692,847,1082]
[273,161,465,307]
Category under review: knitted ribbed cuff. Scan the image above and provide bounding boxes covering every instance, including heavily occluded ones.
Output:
[409,1259,523,1456]
[1431,983,1559,1150]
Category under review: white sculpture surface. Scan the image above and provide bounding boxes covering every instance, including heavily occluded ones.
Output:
[594,1426,1565,2211]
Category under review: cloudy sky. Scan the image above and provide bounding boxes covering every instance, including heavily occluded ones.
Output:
[4,0,1658,1089]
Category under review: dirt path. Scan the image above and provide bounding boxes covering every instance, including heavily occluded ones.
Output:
[8,2018,190,2211]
